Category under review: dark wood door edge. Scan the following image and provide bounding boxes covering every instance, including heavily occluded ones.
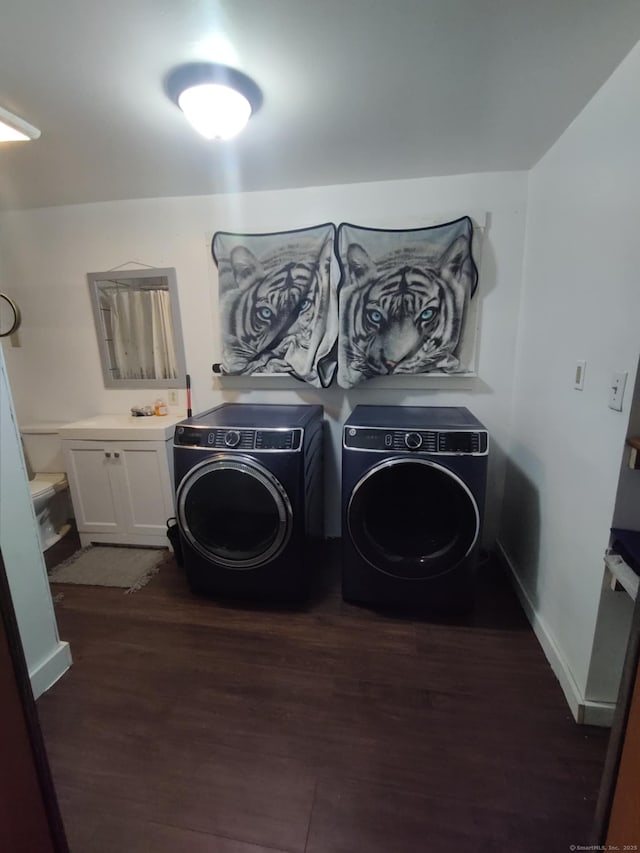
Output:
[0,547,69,852]
[591,590,640,843]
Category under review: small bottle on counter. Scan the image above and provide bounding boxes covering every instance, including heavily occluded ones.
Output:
[154,398,168,416]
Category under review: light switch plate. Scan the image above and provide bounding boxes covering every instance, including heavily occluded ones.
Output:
[574,360,586,390]
[608,371,628,411]
[168,389,178,406]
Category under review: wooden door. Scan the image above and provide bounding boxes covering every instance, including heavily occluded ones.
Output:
[606,641,640,845]
[594,591,640,844]
[0,549,68,852]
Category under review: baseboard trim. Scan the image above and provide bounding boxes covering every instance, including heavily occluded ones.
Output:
[580,701,616,727]
[29,640,72,699]
[495,540,615,728]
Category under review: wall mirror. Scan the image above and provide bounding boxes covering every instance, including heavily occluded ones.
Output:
[87,267,187,389]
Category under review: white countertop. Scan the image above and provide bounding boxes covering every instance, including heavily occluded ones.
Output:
[59,413,186,441]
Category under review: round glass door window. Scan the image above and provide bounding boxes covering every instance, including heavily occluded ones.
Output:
[177,457,292,569]
[348,459,479,579]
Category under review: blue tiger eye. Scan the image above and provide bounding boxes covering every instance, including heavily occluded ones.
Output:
[421,308,435,321]
[257,307,273,320]
[367,309,383,324]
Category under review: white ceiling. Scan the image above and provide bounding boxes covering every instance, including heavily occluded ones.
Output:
[1,0,639,211]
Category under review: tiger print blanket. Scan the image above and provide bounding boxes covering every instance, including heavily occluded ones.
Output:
[212,224,338,388]
[336,217,478,388]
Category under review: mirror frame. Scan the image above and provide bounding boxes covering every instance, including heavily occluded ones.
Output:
[87,267,187,389]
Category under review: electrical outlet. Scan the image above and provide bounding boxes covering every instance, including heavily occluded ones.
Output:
[168,390,178,406]
[608,371,628,412]
[574,360,586,390]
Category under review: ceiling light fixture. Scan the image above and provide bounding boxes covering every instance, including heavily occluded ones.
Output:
[0,105,41,142]
[166,63,262,140]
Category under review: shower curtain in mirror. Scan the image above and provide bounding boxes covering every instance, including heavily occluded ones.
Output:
[104,288,178,380]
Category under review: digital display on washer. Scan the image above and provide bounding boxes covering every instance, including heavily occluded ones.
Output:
[440,432,472,453]
[255,430,300,450]
[438,431,486,453]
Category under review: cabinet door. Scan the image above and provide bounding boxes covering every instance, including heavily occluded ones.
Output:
[117,441,174,537]
[62,442,124,534]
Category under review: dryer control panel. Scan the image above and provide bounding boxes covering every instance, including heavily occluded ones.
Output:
[175,425,302,452]
[344,426,488,455]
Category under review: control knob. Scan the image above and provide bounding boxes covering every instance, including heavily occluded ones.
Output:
[224,430,241,448]
[404,432,423,450]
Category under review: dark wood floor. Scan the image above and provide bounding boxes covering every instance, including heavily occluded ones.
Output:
[37,536,609,852]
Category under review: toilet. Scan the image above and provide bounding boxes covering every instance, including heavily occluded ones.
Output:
[21,423,73,551]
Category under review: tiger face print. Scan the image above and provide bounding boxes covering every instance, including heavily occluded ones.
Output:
[222,237,332,375]
[340,235,471,379]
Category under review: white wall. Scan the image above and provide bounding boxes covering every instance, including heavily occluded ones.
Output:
[500,43,640,720]
[0,343,71,697]
[0,171,528,539]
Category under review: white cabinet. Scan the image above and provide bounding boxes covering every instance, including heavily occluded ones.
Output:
[59,414,184,548]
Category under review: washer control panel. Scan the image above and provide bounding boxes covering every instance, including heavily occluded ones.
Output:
[174,425,302,452]
[344,426,488,455]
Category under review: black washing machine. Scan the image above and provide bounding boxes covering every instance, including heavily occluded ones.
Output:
[173,403,323,601]
[342,405,488,613]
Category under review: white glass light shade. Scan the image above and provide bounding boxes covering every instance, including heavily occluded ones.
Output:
[178,83,252,140]
[0,122,30,142]
[0,105,41,142]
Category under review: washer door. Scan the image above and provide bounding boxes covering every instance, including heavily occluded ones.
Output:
[347,458,480,580]
[177,454,293,569]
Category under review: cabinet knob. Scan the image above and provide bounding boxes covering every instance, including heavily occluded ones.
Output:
[105,451,111,458]
[114,452,120,458]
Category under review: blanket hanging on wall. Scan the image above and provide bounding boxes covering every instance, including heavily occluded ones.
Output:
[336,216,479,389]
[212,223,338,388]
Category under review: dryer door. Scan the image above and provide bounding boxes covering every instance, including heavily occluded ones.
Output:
[176,455,293,569]
[347,458,479,579]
